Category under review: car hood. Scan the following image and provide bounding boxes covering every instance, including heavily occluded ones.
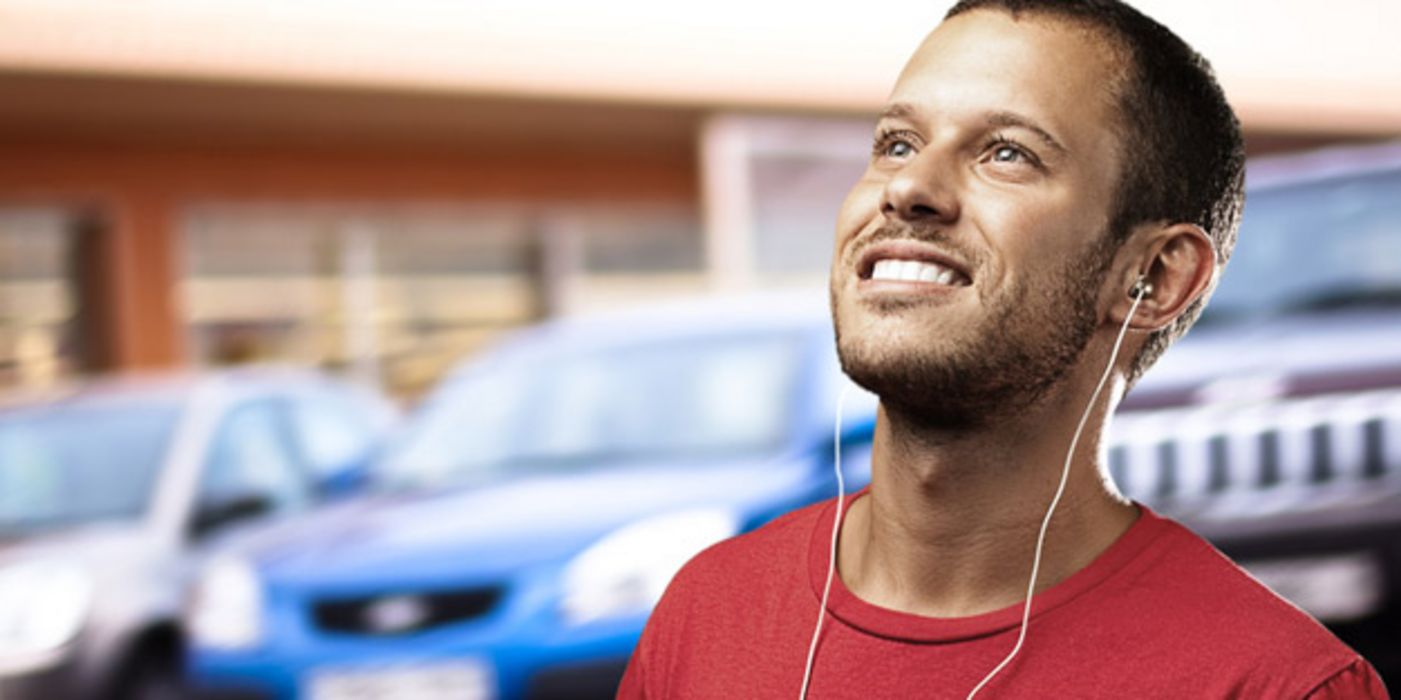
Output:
[237,456,813,589]
[1125,308,1401,410]
[0,521,165,572]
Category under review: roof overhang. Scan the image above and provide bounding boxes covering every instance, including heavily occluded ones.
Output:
[0,0,1396,136]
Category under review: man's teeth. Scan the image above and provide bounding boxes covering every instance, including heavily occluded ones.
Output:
[870,259,964,285]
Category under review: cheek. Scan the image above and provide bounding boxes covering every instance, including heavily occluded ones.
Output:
[833,176,883,252]
[973,186,1093,271]
[834,176,879,274]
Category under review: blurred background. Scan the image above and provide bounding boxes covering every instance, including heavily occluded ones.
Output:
[1,1,1399,699]
[1,0,1397,398]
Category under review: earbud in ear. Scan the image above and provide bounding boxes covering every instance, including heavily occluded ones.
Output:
[1129,276,1153,299]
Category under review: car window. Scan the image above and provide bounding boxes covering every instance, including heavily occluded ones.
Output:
[289,389,378,477]
[1205,169,1401,322]
[0,398,182,533]
[385,359,534,488]
[199,400,312,515]
[383,332,804,489]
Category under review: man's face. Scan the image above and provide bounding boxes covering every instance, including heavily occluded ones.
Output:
[830,11,1128,427]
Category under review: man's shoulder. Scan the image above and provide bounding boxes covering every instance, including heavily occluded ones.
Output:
[1133,515,1366,681]
[1149,518,1334,631]
[622,499,839,698]
[650,496,835,622]
[639,497,829,652]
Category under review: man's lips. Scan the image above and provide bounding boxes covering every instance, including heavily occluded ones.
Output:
[855,240,973,286]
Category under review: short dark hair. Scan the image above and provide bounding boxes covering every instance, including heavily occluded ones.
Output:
[946,0,1245,385]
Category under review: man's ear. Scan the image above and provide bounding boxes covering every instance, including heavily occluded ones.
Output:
[1108,222,1216,330]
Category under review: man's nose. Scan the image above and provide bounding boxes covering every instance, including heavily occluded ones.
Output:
[880,149,961,224]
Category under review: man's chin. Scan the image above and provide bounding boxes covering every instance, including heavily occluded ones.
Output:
[834,301,967,358]
[836,333,984,422]
[833,314,1082,432]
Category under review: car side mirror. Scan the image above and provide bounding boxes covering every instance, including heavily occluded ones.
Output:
[190,492,274,539]
[317,452,375,501]
[812,413,876,491]
[824,415,876,455]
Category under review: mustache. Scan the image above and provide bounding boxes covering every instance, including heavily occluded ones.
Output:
[849,221,983,269]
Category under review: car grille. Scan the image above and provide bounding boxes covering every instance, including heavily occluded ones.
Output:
[310,585,505,637]
[1108,388,1400,504]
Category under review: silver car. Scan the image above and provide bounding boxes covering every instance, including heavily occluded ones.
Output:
[0,368,396,699]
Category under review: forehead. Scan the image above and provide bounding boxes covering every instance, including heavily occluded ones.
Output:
[890,11,1124,148]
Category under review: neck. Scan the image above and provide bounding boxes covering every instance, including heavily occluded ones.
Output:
[837,362,1138,618]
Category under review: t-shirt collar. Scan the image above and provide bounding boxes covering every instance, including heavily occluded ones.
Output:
[806,487,1168,643]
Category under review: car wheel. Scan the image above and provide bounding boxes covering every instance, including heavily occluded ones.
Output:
[116,654,186,700]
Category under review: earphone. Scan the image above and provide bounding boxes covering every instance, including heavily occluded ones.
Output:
[800,275,1151,700]
[1129,275,1154,300]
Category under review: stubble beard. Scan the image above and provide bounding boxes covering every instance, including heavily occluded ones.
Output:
[832,239,1112,432]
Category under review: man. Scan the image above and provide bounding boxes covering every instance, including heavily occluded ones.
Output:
[620,1,1388,698]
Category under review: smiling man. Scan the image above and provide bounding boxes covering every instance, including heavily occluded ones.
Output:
[619,1,1388,698]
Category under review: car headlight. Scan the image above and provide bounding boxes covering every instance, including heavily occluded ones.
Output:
[0,559,93,657]
[189,556,264,650]
[560,508,739,626]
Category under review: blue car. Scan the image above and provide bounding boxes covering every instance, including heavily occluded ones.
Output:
[185,294,878,700]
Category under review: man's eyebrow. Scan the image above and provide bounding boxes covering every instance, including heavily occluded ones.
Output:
[985,111,1067,155]
[879,103,1069,156]
[879,102,920,122]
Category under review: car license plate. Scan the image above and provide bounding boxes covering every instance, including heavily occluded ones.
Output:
[1241,552,1384,623]
[305,660,494,700]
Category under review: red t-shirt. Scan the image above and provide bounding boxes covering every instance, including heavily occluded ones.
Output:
[620,492,1387,699]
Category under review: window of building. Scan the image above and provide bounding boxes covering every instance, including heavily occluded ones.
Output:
[181,202,702,398]
[0,207,82,390]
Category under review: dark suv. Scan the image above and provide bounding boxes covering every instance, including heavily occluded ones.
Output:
[1107,141,1401,685]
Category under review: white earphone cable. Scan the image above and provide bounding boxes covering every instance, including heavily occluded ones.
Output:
[799,382,852,700]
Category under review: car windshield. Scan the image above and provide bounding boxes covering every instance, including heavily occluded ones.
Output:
[1203,168,1401,323]
[381,332,804,489]
[0,397,183,534]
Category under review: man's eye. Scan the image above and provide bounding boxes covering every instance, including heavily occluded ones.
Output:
[872,130,918,160]
[886,140,915,158]
[991,145,1026,163]
[982,135,1044,170]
